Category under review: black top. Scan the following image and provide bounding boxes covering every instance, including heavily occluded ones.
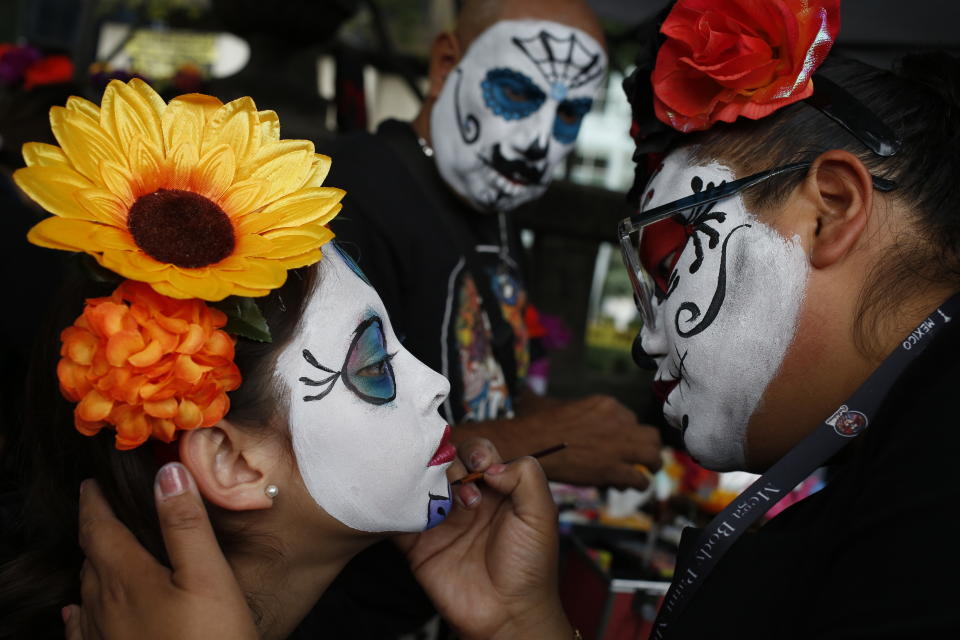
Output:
[669,318,960,638]
[322,119,530,424]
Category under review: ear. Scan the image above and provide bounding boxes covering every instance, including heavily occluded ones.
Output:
[804,150,875,269]
[424,31,462,102]
[179,424,276,511]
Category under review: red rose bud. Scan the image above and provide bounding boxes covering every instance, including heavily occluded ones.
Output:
[23,55,74,90]
[652,0,841,133]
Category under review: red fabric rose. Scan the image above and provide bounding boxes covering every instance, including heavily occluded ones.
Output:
[22,54,73,90]
[652,0,841,133]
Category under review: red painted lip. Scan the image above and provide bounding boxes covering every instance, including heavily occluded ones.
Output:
[652,378,680,402]
[428,425,456,467]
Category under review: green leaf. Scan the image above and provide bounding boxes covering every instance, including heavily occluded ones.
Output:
[213,296,273,343]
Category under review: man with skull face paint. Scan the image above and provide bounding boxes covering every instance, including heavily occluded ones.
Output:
[307,0,662,636]
[327,0,661,493]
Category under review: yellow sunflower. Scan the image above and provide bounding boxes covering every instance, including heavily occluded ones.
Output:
[15,78,344,301]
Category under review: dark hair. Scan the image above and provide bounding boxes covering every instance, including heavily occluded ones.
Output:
[0,260,319,639]
[685,52,960,355]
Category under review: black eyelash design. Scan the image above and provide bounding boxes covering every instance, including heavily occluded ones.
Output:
[663,347,689,407]
[300,348,341,401]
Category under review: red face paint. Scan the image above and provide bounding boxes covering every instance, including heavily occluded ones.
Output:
[639,216,691,294]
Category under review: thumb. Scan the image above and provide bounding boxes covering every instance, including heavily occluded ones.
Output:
[153,462,235,592]
[62,604,86,640]
[481,457,557,524]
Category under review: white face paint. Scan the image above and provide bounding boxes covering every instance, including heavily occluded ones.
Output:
[277,245,454,532]
[430,19,607,212]
[637,149,809,470]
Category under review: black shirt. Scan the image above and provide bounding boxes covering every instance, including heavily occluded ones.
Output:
[668,317,960,638]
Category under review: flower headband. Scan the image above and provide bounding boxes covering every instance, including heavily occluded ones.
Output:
[15,78,344,449]
[652,0,841,134]
[623,0,902,207]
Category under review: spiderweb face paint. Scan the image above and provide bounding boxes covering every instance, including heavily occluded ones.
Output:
[277,247,453,532]
[637,149,809,470]
[430,19,607,213]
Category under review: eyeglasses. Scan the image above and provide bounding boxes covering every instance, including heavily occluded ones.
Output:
[619,162,897,330]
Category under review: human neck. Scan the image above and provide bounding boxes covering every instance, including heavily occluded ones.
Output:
[224,514,380,640]
[746,248,955,471]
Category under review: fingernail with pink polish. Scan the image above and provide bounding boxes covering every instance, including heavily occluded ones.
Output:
[156,462,189,499]
[468,449,487,471]
[486,463,507,475]
[459,484,481,507]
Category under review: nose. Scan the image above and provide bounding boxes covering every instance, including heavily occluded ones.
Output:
[422,365,451,416]
[636,297,668,367]
[510,106,553,158]
[632,333,658,370]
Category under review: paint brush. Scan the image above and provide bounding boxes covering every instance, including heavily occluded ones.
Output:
[451,442,567,485]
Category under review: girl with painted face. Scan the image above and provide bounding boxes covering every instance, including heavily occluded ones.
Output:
[2,249,467,638]
[0,82,494,640]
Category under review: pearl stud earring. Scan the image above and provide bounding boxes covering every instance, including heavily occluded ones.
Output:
[264,484,279,499]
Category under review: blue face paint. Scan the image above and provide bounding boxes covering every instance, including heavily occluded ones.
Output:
[426,488,453,529]
[552,96,593,144]
[343,317,396,404]
[331,241,373,287]
[481,67,546,120]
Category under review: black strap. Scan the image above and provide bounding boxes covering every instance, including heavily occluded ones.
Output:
[376,122,520,400]
[651,293,960,639]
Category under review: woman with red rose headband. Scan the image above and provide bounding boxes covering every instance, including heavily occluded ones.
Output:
[54,0,960,638]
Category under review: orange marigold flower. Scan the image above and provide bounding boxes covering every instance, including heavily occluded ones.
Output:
[59,280,241,449]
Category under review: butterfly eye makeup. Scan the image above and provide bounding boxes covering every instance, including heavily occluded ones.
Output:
[301,316,397,405]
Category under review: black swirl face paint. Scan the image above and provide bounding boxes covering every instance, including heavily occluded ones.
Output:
[637,148,810,470]
[675,223,750,338]
[453,68,481,145]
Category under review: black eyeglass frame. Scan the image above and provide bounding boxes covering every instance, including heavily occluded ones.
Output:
[619,162,898,330]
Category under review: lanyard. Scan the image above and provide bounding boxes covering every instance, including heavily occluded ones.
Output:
[650,293,960,639]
